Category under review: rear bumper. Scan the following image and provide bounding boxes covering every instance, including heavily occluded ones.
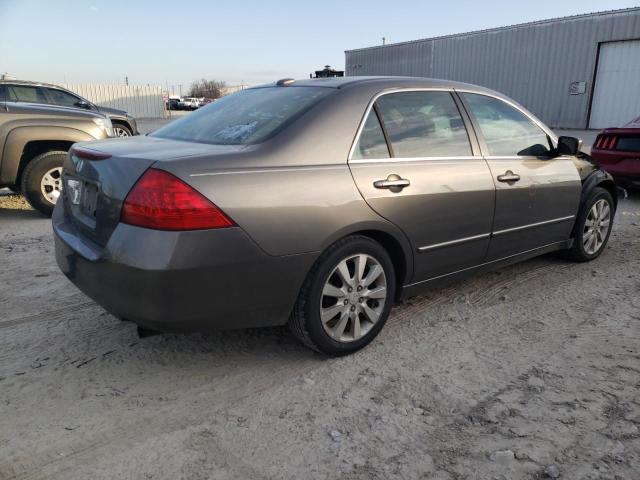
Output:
[53,203,316,332]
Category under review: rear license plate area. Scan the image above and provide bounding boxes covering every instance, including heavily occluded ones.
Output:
[66,175,99,227]
[81,182,98,218]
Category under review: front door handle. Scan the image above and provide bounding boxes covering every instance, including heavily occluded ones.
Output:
[374,174,410,191]
[497,170,521,183]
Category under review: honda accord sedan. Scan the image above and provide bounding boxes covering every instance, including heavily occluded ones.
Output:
[54,77,617,355]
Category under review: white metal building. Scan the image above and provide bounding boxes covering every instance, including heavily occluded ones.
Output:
[60,84,165,119]
[345,8,640,129]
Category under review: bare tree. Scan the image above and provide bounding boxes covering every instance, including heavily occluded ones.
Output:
[189,78,227,99]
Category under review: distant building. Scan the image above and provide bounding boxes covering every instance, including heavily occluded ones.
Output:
[345,8,640,129]
[222,84,248,95]
[311,65,344,78]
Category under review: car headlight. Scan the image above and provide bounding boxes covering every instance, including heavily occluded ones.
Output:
[92,117,114,137]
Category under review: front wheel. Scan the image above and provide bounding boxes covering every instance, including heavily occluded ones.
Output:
[20,150,67,216]
[113,124,132,137]
[565,187,614,262]
[289,235,396,356]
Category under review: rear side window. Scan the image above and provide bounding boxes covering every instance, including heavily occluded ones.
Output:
[616,137,640,152]
[374,91,472,158]
[462,93,551,157]
[0,85,5,102]
[6,85,49,104]
[152,86,334,145]
[352,110,390,160]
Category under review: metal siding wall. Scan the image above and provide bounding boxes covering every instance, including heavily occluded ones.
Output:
[59,84,165,118]
[345,9,640,128]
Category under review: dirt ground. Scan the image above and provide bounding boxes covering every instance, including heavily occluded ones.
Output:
[0,189,639,480]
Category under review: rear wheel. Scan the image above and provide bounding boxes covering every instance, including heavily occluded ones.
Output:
[289,235,396,356]
[20,150,67,216]
[565,187,614,262]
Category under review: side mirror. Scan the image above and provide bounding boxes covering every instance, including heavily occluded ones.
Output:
[74,100,91,110]
[556,136,582,156]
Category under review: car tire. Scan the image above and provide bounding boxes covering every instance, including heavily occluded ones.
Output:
[113,124,132,137]
[20,150,66,216]
[565,187,614,262]
[289,235,396,356]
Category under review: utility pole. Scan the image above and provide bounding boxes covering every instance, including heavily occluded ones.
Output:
[179,84,183,96]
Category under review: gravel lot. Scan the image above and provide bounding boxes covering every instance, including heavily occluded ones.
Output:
[1,159,639,479]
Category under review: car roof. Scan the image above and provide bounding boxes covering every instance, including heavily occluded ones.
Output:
[0,79,68,89]
[252,76,498,94]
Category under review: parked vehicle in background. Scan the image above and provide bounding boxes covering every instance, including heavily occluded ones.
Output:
[0,80,139,137]
[178,97,202,110]
[0,90,112,215]
[53,77,618,356]
[591,116,640,188]
[167,97,182,110]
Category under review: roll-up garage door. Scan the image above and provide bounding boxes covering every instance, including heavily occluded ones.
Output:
[590,39,640,128]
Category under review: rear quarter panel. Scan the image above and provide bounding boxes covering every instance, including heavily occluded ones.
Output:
[183,163,412,260]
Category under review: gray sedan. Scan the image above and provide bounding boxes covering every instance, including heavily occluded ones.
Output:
[53,77,617,355]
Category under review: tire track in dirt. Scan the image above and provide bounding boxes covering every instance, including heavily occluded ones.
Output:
[0,355,317,480]
[0,300,96,331]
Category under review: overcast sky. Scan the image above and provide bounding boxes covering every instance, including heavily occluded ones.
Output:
[1,0,637,91]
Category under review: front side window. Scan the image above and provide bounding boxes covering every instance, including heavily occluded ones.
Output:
[352,110,390,159]
[6,85,49,104]
[152,86,333,145]
[46,88,83,108]
[374,91,472,158]
[462,93,551,157]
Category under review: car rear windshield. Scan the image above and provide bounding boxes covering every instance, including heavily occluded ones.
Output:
[151,86,334,145]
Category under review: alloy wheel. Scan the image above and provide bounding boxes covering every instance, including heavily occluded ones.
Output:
[113,126,130,137]
[320,254,387,343]
[40,167,63,204]
[583,198,611,255]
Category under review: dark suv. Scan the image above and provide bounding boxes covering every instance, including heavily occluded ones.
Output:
[0,92,111,215]
[0,80,138,137]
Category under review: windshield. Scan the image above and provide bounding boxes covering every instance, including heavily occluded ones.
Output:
[151,86,334,145]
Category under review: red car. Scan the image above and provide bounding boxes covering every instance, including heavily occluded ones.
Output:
[592,116,640,187]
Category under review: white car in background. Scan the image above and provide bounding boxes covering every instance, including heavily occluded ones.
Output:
[179,97,202,110]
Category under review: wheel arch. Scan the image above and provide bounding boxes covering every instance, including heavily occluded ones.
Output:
[571,169,618,239]
[1,126,93,186]
[314,223,414,297]
[16,140,74,186]
[111,119,133,133]
[352,229,410,297]
[580,169,618,210]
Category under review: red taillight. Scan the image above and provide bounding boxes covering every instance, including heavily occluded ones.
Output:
[121,168,234,231]
[70,146,112,160]
[595,135,618,150]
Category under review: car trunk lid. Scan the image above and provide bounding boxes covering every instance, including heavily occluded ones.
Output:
[61,136,245,246]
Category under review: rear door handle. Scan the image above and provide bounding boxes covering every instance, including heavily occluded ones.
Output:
[374,174,410,190]
[497,170,521,183]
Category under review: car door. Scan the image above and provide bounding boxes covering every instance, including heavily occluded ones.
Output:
[459,92,582,260]
[349,90,496,282]
[44,87,86,109]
